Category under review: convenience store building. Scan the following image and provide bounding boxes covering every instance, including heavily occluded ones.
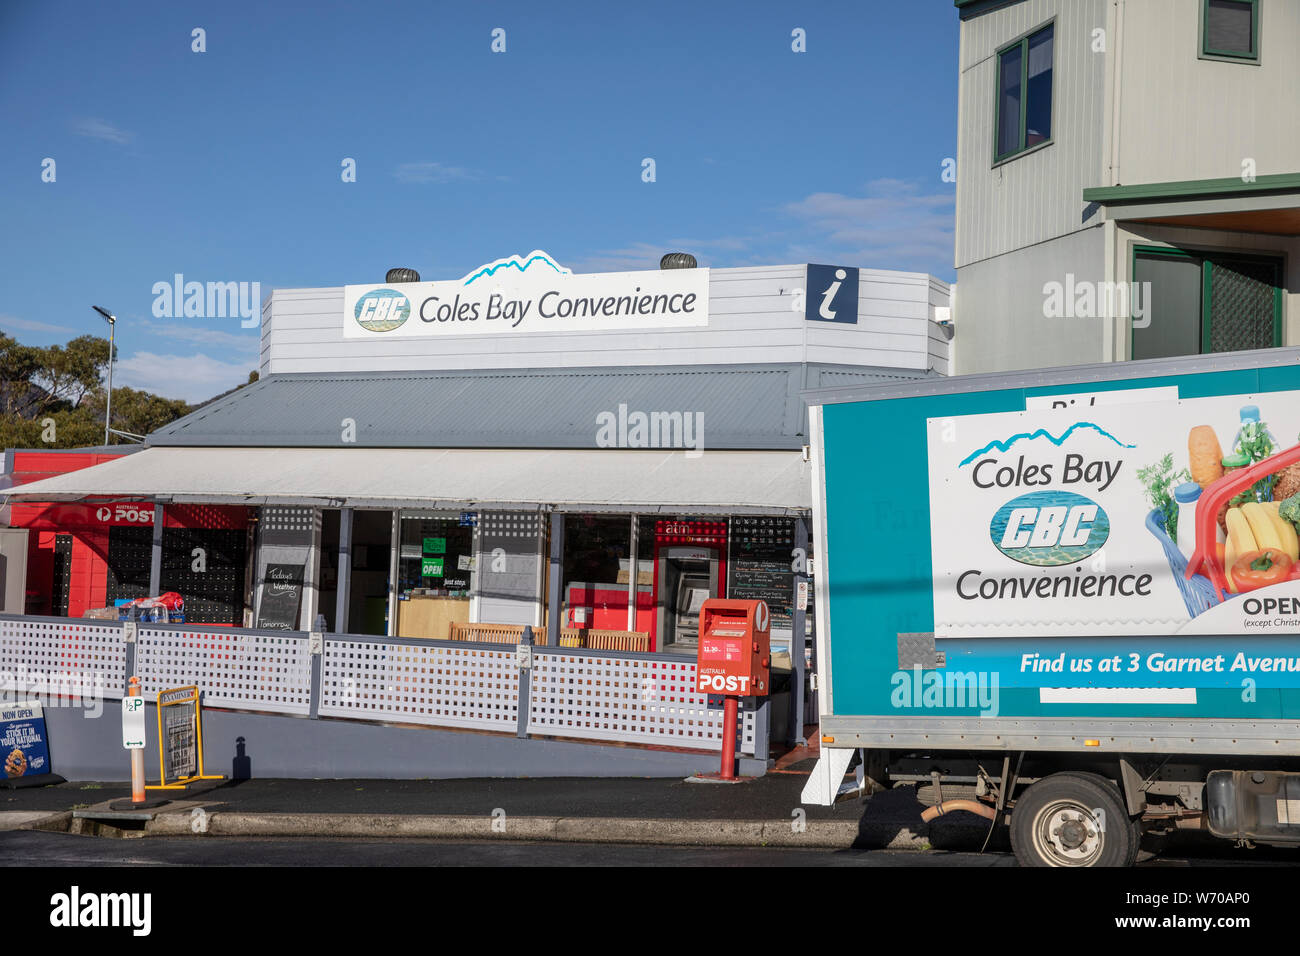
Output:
[1,255,950,777]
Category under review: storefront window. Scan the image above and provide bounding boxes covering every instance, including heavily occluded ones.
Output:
[396,511,474,639]
[561,514,632,633]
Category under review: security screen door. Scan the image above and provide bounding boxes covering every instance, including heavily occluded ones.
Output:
[1130,247,1283,360]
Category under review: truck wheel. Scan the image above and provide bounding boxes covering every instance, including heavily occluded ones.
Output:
[1010,772,1140,867]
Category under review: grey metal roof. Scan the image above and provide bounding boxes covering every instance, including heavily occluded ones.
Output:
[148,363,936,450]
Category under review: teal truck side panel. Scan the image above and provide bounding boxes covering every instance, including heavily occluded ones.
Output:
[819,359,1300,724]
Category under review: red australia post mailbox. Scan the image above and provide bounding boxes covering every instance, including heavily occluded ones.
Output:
[697,598,771,697]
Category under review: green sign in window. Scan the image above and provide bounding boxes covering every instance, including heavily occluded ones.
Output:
[421,557,444,577]
[422,537,446,554]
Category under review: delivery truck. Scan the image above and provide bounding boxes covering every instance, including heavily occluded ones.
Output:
[800,346,1300,866]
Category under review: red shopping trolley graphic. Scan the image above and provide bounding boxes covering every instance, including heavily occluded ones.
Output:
[1186,442,1300,602]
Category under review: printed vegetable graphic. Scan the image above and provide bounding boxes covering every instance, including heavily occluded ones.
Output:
[1188,425,1224,489]
[1279,491,1300,527]
[1234,406,1277,503]
[1189,441,1300,601]
[1138,453,1191,541]
[1230,549,1294,592]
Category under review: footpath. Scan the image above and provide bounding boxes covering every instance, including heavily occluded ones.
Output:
[0,761,1000,851]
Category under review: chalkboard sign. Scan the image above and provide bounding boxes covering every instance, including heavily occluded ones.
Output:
[256,564,304,630]
[730,559,794,627]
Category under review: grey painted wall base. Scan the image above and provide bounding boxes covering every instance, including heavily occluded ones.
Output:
[42,705,766,781]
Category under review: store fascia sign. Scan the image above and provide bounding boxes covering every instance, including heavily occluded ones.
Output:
[343,250,709,339]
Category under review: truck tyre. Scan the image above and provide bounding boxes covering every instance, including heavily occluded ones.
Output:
[1010,772,1140,867]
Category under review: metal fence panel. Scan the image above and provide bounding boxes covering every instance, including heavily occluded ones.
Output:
[318,638,520,732]
[527,649,757,754]
[136,625,312,716]
[0,614,126,701]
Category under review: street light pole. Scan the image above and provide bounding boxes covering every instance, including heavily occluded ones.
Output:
[93,306,116,446]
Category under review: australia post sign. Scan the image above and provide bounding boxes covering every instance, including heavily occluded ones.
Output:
[343,250,709,339]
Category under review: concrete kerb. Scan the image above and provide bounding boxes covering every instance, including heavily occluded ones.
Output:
[137,810,916,849]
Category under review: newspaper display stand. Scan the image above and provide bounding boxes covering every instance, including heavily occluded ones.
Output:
[146,685,224,791]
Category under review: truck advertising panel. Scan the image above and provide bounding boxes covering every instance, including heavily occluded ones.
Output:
[812,356,1300,721]
[927,388,1300,690]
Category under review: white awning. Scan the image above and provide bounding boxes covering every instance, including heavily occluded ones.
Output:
[2,446,811,514]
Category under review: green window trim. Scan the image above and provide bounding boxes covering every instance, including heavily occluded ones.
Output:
[1128,244,1283,361]
[1201,0,1259,61]
[993,22,1054,165]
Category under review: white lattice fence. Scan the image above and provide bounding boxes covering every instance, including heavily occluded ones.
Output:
[319,639,520,731]
[527,650,757,753]
[136,626,312,715]
[0,614,126,700]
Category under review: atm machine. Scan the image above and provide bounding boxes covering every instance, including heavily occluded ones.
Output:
[656,544,721,653]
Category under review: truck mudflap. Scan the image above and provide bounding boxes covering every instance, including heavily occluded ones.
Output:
[800,747,855,806]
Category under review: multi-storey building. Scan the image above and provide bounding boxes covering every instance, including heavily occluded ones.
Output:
[953,0,1299,372]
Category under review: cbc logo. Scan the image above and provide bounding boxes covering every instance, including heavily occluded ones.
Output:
[353,288,411,332]
[990,490,1109,567]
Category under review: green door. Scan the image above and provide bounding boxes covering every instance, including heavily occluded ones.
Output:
[1203,254,1284,352]
[1131,246,1283,360]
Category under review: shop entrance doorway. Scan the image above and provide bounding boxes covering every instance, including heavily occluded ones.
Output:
[319,509,395,635]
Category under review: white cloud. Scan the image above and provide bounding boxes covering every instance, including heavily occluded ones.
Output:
[73,118,133,144]
[113,351,255,404]
[1,314,74,335]
[564,243,674,274]
[564,180,955,278]
[394,162,477,184]
[783,180,955,274]
[134,318,261,355]
[565,236,756,274]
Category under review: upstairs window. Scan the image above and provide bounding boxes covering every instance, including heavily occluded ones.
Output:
[995,23,1053,163]
[1202,0,1258,61]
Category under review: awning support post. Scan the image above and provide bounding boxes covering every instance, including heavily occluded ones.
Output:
[626,514,639,632]
[387,510,400,637]
[790,512,810,747]
[545,511,563,647]
[148,503,164,597]
[334,507,353,633]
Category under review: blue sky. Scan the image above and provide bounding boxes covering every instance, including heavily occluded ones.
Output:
[0,0,959,402]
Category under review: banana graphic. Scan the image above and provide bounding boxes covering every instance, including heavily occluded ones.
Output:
[1242,502,1284,554]
[1263,501,1300,561]
[1224,507,1258,593]
[1224,535,1239,594]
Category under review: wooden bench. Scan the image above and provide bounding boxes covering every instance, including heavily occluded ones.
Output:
[446,622,530,644]
[446,622,649,652]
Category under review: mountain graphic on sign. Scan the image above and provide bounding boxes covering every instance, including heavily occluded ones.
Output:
[461,250,571,285]
[959,421,1135,467]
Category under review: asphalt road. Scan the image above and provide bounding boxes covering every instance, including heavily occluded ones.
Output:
[0,829,1002,866]
[3,829,1292,867]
